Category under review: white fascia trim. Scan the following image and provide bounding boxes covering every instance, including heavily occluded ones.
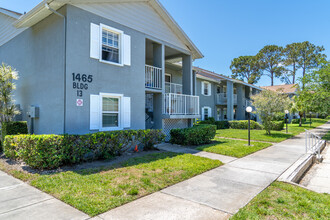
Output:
[150,0,203,60]
[0,9,21,19]
[197,75,221,84]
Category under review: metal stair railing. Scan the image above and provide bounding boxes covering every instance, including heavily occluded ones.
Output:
[305,129,325,158]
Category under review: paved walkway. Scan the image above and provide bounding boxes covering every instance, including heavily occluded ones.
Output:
[300,142,330,193]
[0,171,89,220]
[99,122,330,219]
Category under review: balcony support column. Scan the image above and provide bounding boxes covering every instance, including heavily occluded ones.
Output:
[182,54,193,95]
[226,81,234,121]
[237,84,245,120]
[152,43,165,129]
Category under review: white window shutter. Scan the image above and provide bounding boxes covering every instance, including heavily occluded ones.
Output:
[90,95,100,130]
[201,107,205,120]
[208,107,212,117]
[90,23,100,59]
[201,82,205,95]
[123,97,131,128]
[208,83,212,96]
[123,34,131,66]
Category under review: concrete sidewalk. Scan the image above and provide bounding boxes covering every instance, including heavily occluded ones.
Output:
[99,122,330,219]
[300,142,330,193]
[0,171,89,220]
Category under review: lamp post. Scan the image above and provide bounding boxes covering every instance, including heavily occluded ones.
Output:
[246,106,252,146]
[285,110,289,133]
[309,112,312,127]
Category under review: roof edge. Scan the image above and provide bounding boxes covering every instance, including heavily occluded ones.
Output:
[0,7,22,19]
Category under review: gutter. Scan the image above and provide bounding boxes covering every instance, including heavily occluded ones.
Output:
[45,3,67,134]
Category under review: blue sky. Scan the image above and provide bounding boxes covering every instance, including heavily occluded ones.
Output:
[2,0,329,86]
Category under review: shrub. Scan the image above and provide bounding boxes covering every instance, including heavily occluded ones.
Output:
[228,120,263,130]
[215,121,230,129]
[197,117,216,125]
[170,124,216,146]
[1,121,28,151]
[270,121,285,131]
[3,129,165,169]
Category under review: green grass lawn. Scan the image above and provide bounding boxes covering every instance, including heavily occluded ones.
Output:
[196,138,272,158]
[323,131,330,141]
[231,181,330,219]
[217,118,328,143]
[0,152,221,216]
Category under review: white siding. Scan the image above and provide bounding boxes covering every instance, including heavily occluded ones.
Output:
[0,13,26,46]
[73,2,188,51]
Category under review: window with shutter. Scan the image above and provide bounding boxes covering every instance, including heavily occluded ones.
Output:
[202,106,212,121]
[202,81,211,96]
[90,23,131,66]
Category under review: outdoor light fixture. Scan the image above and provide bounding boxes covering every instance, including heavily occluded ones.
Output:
[246,106,252,146]
[285,110,289,133]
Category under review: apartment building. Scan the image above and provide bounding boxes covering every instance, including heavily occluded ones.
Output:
[0,0,203,136]
[194,67,262,121]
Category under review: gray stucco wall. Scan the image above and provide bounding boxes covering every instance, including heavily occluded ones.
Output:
[196,78,216,118]
[64,5,146,134]
[0,7,66,134]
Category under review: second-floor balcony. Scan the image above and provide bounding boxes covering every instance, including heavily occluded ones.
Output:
[163,93,199,118]
[165,82,182,94]
[216,93,237,105]
[145,65,162,90]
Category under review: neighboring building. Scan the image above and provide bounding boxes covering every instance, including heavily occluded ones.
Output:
[194,67,263,121]
[0,0,203,137]
[261,84,298,98]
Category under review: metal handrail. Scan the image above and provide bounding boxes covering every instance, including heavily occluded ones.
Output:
[305,129,323,157]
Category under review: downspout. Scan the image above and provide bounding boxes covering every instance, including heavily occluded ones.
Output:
[45,3,67,134]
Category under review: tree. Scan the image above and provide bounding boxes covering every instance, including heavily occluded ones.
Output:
[283,42,301,84]
[298,41,326,88]
[252,90,292,134]
[257,45,286,86]
[294,60,330,122]
[230,56,262,84]
[0,63,19,123]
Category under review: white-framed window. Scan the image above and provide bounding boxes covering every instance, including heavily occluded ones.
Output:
[90,23,131,66]
[201,81,211,96]
[101,26,121,64]
[90,93,131,131]
[102,95,120,128]
[202,106,212,121]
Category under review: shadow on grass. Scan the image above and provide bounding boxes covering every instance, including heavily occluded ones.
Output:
[195,140,227,151]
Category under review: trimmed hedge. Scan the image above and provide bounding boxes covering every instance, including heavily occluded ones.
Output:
[228,120,263,130]
[4,129,165,169]
[270,121,285,131]
[215,121,230,129]
[170,124,216,146]
[1,121,28,151]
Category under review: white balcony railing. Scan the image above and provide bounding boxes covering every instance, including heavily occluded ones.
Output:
[216,93,237,105]
[163,93,199,115]
[145,65,162,90]
[165,82,183,94]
